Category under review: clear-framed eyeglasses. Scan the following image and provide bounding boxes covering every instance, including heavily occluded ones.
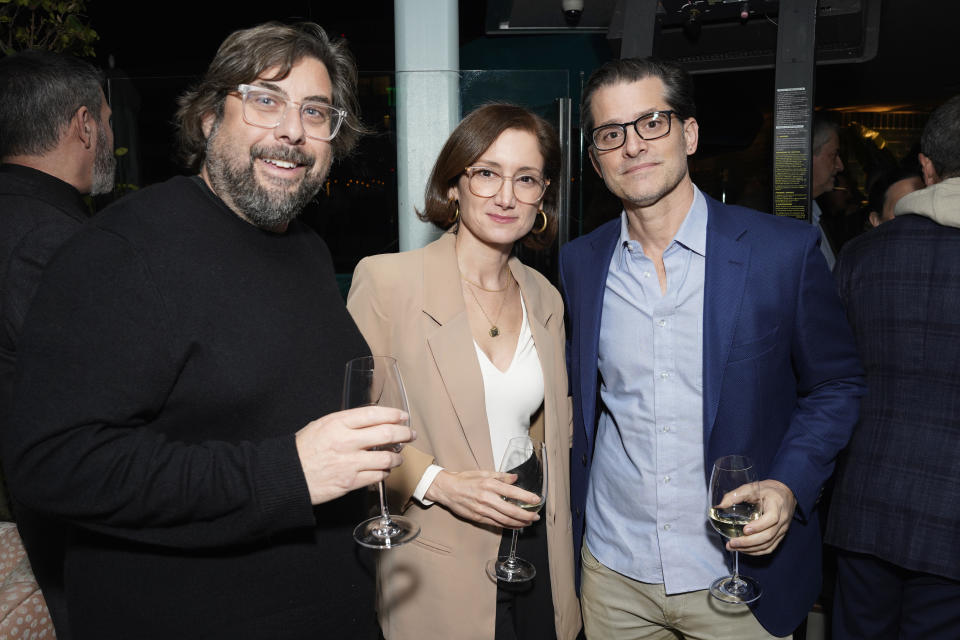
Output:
[463,166,548,205]
[589,110,675,151]
[235,84,347,141]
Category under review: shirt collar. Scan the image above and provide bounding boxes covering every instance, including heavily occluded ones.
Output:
[614,184,709,263]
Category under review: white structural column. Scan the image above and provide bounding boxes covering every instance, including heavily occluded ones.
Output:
[395,0,460,251]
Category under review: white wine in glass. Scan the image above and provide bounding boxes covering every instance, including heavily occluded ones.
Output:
[485,436,547,583]
[343,356,420,549]
[708,454,762,604]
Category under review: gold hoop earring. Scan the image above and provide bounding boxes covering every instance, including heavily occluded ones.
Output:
[532,209,548,234]
[449,201,460,224]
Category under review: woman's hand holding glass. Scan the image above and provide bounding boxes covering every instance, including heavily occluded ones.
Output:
[425,469,541,529]
[485,436,547,583]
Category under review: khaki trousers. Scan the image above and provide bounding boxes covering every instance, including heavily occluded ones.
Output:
[581,543,787,640]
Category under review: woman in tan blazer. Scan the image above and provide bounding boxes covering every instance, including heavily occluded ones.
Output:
[347,104,580,640]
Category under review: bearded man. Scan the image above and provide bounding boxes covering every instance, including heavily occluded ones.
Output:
[2,22,413,640]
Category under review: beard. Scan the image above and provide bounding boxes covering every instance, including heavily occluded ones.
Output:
[89,122,116,196]
[203,119,330,230]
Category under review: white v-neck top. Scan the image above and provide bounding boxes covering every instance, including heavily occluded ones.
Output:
[413,295,545,503]
[475,295,544,469]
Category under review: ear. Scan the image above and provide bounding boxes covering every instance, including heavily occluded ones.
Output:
[447,183,459,203]
[681,117,699,156]
[201,111,216,139]
[73,106,93,148]
[918,152,939,186]
[868,210,881,228]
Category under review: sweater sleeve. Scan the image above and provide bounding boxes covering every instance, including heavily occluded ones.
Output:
[3,227,316,549]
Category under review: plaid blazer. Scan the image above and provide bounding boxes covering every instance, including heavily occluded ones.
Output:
[827,213,960,582]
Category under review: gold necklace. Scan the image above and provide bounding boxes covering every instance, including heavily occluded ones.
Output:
[460,273,510,292]
[464,280,511,337]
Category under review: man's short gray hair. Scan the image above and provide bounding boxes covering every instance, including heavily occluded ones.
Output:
[0,50,104,159]
[812,114,840,156]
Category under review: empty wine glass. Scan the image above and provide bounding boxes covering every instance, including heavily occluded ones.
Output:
[485,435,547,583]
[708,454,762,604]
[343,356,420,549]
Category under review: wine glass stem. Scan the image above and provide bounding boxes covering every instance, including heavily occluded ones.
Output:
[377,480,392,525]
[732,550,741,581]
[504,528,521,569]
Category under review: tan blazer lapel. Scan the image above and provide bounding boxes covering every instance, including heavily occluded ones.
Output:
[422,233,495,471]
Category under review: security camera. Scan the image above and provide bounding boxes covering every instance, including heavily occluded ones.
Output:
[562,0,584,26]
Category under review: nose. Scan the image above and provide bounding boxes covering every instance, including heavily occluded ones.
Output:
[835,155,844,173]
[493,177,517,208]
[274,104,306,145]
[623,125,649,157]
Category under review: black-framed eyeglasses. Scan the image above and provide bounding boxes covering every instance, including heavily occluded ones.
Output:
[234,84,347,141]
[589,110,675,151]
[463,166,548,205]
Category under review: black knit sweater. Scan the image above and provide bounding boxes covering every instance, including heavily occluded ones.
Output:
[5,176,375,639]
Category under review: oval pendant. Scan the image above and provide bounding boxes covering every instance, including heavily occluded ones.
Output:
[489,326,500,337]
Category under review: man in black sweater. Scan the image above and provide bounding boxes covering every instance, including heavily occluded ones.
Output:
[0,50,116,637]
[2,23,413,640]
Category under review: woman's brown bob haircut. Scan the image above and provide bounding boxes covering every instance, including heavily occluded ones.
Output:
[175,22,366,172]
[419,103,561,251]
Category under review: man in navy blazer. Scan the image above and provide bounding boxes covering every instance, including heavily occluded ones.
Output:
[559,58,864,639]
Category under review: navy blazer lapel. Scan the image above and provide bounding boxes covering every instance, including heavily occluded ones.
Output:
[577,219,620,450]
[703,198,751,446]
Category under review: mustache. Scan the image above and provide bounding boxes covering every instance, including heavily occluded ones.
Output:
[250,145,315,168]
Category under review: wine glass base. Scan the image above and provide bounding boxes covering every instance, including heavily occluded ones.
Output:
[486,555,536,583]
[353,515,420,549]
[709,574,761,604]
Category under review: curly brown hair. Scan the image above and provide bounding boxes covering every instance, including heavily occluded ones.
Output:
[175,22,366,172]
[418,103,561,251]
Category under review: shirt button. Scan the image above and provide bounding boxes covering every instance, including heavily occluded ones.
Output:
[661,425,671,433]
[660,371,669,379]
[581,454,588,466]
[663,524,671,531]
[664,476,671,483]
[657,319,666,327]
[643,271,651,278]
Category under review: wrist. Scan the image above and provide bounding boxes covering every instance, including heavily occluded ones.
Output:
[424,469,451,503]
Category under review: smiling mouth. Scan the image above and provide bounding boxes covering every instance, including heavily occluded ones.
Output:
[261,157,303,170]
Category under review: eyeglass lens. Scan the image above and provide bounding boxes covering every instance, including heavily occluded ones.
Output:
[242,88,342,140]
[592,111,671,150]
[468,168,545,204]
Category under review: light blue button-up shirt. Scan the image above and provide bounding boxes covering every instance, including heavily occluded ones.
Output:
[585,185,728,594]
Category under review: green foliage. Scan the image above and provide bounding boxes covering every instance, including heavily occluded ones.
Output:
[0,0,99,57]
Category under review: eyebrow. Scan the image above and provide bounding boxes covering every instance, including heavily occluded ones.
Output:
[472,160,544,174]
[251,81,332,105]
[595,108,668,128]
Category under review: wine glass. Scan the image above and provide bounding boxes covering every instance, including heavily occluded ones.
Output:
[485,436,547,583]
[343,356,420,549]
[708,454,762,604]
